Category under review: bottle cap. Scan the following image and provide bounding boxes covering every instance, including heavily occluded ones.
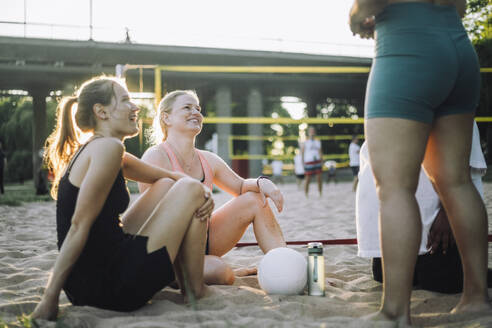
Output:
[307,242,323,254]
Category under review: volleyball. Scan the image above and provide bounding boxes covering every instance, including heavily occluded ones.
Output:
[258,247,307,295]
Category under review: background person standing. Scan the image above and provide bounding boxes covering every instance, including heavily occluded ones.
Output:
[348,135,360,192]
[301,126,323,197]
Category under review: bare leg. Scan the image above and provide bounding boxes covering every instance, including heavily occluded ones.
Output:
[204,255,235,285]
[317,172,323,196]
[122,177,209,299]
[352,176,359,192]
[423,113,490,313]
[366,117,431,325]
[202,192,286,284]
[209,191,286,256]
[305,174,311,197]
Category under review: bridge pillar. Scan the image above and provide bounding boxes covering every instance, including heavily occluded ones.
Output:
[216,86,232,165]
[31,89,49,195]
[305,98,318,118]
[247,88,263,178]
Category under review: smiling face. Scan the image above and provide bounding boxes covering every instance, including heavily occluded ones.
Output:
[105,83,140,139]
[164,94,203,136]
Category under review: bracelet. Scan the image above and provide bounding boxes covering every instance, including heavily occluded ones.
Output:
[256,175,270,189]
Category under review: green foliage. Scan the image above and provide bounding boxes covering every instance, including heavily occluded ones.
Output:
[464,0,492,41]
[0,181,53,206]
[0,96,58,183]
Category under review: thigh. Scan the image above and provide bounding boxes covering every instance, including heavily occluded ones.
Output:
[120,178,174,235]
[208,194,258,256]
[365,117,431,191]
[422,113,474,190]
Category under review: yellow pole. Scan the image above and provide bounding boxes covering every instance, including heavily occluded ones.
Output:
[154,67,162,110]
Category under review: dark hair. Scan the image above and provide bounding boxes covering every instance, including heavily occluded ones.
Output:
[44,76,119,198]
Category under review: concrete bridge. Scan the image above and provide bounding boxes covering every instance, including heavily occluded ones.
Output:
[0,36,371,189]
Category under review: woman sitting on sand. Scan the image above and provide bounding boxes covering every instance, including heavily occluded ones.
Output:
[128,90,286,285]
[32,77,213,320]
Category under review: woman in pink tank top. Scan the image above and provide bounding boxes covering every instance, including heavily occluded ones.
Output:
[135,90,286,285]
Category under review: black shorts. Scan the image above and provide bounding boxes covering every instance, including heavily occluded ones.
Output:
[296,174,305,180]
[64,235,175,312]
[351,166,359,177]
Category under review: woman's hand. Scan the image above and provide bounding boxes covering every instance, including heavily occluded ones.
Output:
[194,186,214,221]
[427,208,454,254]
[31,296,59,321]
[258,178,284,212]
[350,13,375,39]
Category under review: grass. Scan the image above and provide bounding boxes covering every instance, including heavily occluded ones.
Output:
[0,314,39,328]
[0,181,53,206]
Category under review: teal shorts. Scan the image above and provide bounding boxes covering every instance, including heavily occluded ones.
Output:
[365,2,480,124]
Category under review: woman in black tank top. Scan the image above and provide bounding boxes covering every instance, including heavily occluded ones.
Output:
[31,76,214,320]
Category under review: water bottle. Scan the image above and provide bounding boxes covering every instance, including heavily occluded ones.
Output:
[307,242,325,296]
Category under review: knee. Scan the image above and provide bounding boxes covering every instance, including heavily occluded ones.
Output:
[241,191,263,207]
[430,170,471,194]
[374,178,418,202]
[174,177,205,200]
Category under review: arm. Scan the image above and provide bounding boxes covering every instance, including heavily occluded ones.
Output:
[31,139,125,320]
[209,152,283,212]
[122,152,185,184]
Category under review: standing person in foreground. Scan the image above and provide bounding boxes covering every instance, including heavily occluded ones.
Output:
[348,135,360,192]
[31,77,213,321]
[357,122,492,293]
[350,0,490,324]
[301,126,323,197]
[135,90,286,285]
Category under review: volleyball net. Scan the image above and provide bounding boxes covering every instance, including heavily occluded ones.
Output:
[126,64,492,172]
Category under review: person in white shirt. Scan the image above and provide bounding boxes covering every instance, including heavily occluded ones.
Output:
[301,126,323,197]
[293,148,305,189]
[356,122,490,293]
[271,159,284,185]
[348,135,361,192]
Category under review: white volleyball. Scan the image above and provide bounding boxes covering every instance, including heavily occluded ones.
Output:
[258,247,308,295]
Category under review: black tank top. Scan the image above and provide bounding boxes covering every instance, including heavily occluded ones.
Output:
[56,141,130,268]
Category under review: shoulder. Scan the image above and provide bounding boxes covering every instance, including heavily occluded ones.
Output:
[198,150,226,171]
[87,137,124,158]
[198,149,219,161]
[142,143,170,168]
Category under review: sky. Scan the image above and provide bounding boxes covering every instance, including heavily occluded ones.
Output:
[1,0,375,120]
[1,0,374,57]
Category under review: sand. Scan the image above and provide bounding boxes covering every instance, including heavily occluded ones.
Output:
[1,181,492,327]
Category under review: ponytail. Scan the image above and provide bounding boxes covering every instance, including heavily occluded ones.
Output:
[44,76,120,199]
[44,96,80,199]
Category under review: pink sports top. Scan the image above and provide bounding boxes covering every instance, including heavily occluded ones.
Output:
[160,142,214,190]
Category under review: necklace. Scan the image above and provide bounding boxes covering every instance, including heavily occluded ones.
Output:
[167,141,196,173]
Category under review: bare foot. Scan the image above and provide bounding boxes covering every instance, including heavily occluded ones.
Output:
[184,284,216,307]
[363,310,411,327]
[234,267,257,277]
[451,300,492,314]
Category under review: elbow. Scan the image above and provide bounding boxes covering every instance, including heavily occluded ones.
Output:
[69,218,91,237]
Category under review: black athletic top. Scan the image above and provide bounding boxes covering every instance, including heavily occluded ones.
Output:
[56,142,130,271]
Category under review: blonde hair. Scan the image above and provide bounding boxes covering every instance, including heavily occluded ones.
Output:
[150,90,199,144]
[44,76,123,199]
